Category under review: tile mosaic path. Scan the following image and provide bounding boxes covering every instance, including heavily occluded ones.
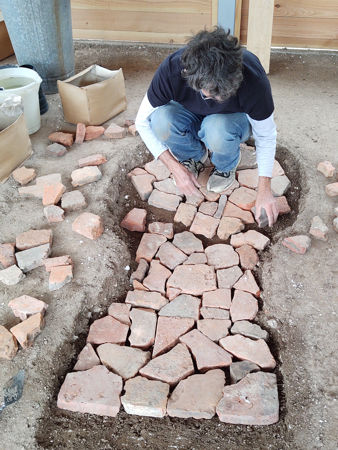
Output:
[58,144,288,424]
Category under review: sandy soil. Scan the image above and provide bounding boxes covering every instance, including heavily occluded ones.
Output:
[0,42,337,450]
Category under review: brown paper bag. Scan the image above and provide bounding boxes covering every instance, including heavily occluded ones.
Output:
[0,113,32,183]
[57,65,127,125]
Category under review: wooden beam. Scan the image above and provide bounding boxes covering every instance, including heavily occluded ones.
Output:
[246,0,274,73]
[234,0,242,39]
[211,0,218,27]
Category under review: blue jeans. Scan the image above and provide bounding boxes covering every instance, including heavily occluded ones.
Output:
[150,101,251,172]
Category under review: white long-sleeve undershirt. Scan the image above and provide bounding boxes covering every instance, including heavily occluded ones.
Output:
[135,94,277,178]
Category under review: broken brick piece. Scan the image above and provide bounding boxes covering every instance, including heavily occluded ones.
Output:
[78,154,107,167]
[18,185,44,199]
[0,325,18,360]
[317,161,335,178]
[0,265,25,285]
[131,174,155,201]
[125,290,168,311]
[231,320,268,341]
[148,222,174,239]
[48,131,74,147]
[148,189,181,212]
[190,212,220,239]
[42,183,66,206]
[47,143,67,157]
[276,196,291,215]
[144,159,170,181]
[282,235,311,254]
[75,123,86,144]
[217,216,245,240]
[43,205,65,223]
[172,231,203,255]
[153,316,195,357]
[10,313,44,348]
[325,182,338,197]
[230,230,270,251]
[216,266,243,289]
[104,123,126,139]
[12,166,36,185]
[130,259,149,283]
[108,303,131,325]
[309,216,329,241]
[49,265,73,291]
[61,190,87,212]
[87,316,129,345]
[229,360,260,384]
[237,168,258,189]
[230,290,258,321]
[0,243,16,269]
[202,288,232,309]
[205,244,239,269]
[235,245,259,270]
[129,308,157,349]
[167,264,216,296]
[128,167,148,177]
[128,124,139,136]
[121,208,147,232]
[159,294,200,321]
[183,252,207,265]
[174,203,197,227]
[72,212,104,240]
[228,187,257,211]
[143,260,171,294]
[156,241,187,270]
[223,201,255,224]
[85,125,105,141]
[36,173,62,186]
[44,255,72,272]
[73,343,100,371]
[233,270,261,297]
[16,229,53,251]
[16,244,51,272]
[71,166,102,187]
[135,233,167,262]
[8,295,48,321]
[199,201,218,216]
[197,319,231,342]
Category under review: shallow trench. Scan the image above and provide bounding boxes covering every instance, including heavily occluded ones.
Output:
[35,142,303,450]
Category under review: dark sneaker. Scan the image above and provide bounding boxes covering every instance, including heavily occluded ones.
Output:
[180,148,208,179]
[207,152,241,193]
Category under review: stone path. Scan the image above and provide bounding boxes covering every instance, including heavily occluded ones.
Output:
[57,144,286,425]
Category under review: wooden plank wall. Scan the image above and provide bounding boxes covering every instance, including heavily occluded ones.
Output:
[71,0,215,44]
[241,0,338,49]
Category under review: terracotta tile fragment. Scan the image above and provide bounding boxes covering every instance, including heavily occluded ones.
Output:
[121,208,147,232]
[108,303,131,325]
[87,316,129,345]
[71,166,102,187]
[172,231,203,255]
[8,295,48,321]
[0,325,18,360]
[197,319,231,342]
[143,260,171,294]
[136,233,167,263]
[78,154,107,167]
[174,203,197,227]
[75,122,86,144]
[16,229,53,251]
[217,266,243,289]
[217,217,245,240]
[0,243,16,269]
[49,131,73,146]
[159,294,200,320]
[235,245,259,270]
[84,125,105,141]
[49,265,73,291]
[282,235,311,254]
[156,241,187,270]
[230,290,258,322]
[104,123,126,139]
[144,159,170,181]
[167,264,216,296]
[153,316,195,357]
[233,270,261,297]
[10,313,44,348]
[125,290,168,311]
[129,308,157,349]
[205,244,239,269]
[190,212,220,239]
[131,174,155,201]
[72,212,103,240]
[148,189,181,212]
[148,222,174,239]
[228,187,257,211]
[42,183,66,206]
[12,166,36,185]
[74,343,100,371]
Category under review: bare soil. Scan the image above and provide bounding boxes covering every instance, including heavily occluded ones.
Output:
[0,42,337,450]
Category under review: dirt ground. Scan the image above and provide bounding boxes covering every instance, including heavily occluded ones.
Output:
[0,42,337,450]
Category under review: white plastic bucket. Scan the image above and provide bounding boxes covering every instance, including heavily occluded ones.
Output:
[0,67,42,134]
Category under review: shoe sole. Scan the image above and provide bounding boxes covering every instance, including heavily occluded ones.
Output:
[207,150,242,193]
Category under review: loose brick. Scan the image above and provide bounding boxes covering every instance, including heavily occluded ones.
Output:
[8,295,48,321]
[153,316,195,357]
[156,241,187,270]
[125,290,168,311]
[230,290,258,322]
[231,320,268,341]
[271,175,291,196]
[74,343,100,371]
[121,208,147,232]
[131,174,155,201]
[317,160,335,178]
[197,319,231,342]
[190,212,220,239]
[85,125,105,141]
[0,243,16,269]
[167,369,225,419]
[223,201,255,224]
[183,252,207,265]
[214,194,227,219]
[238,144,257,170]
[122,376,169,417]
[47,143,67,157]
[148,189,181,212]
[217,266,243,289]
[233,270,261,297]
[216,372,279,425]
[0,325,18,360]
[217,216,245,240]
[276,196,291,215]
[235,245,259,270]
[230,230,270,251]
[237,168,258,189]
[228,187,257,211]
[185,191,205,207]
[43,255,72,272]
[174,203,197,227]
[128,167,148,177]
[135,233,167,262]
[72,212,104,240]
[167,264,216,296]
[61,190,87,212]
[49,131,73,146]
[129,308,157,349]
[200,187,220,202]
[202,288,232,309]
[205,244,239,269]
[143,260,171,294]
[200,307,230,320]
[71,166,102,187]
[108,303,131,325]
[0,265,25,285]
[87,316,129,345]
[148,222,174,239]
[49,265,73,291]
[97,343,150,379]
[128,124,139,136]
[309,216,329,241]
[219,334,276,369]
[10,313,44,348]
[57,365,122,417]
[153,178,183,196]
[75,122,86,144]
[272,159,285,177]
[16,244,51,272]
[36,173,62,186]
[229,360,260,383]
[139,343,194,385]
[42,183,66,206]
[180,329,232,370]
[172,231,204,255]
[12,166,36,185]
[282,235,311,254]
[78,154,107,167]
[144,159,170,181]
[159,294,201,320]
[130,259,149,283]
[43,205,65,223]
[16,229,53,251]
[199,201,218,216]
[104,123,126,139]
[18,185,44,199]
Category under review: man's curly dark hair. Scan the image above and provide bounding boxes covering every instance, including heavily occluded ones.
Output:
[181,27,243,102]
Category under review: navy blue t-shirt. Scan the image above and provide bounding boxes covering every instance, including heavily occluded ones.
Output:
[147,48,274,121]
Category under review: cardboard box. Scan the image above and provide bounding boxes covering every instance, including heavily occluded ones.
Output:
[0,113,32,183]
[0,15,14,61]
[57,65,127,125]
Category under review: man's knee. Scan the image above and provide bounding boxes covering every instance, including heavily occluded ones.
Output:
[150,104,178,142]
[200,114,247,153]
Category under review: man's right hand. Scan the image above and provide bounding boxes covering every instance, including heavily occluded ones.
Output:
[159,150,201,197]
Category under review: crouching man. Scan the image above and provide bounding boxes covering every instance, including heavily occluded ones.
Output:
[135,27,278,226]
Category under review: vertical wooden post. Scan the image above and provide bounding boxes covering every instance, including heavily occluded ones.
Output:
[246,0,274,73]
[234,0,242,39]
[211,0,218,27]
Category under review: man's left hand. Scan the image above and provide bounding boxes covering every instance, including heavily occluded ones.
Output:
[255,177,279,227]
